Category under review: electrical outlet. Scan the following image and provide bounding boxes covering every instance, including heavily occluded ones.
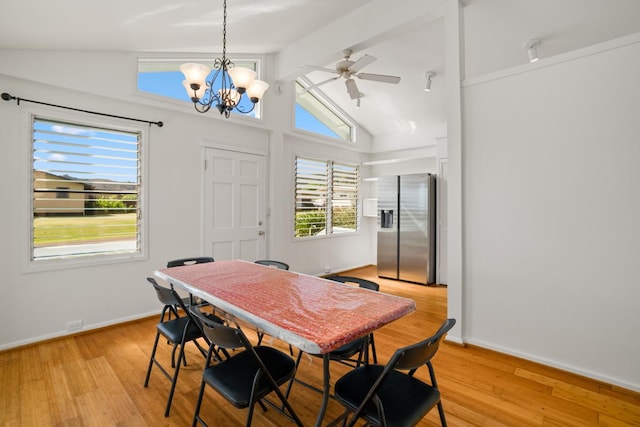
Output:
[67,320,83,332]
[324,266,331,274]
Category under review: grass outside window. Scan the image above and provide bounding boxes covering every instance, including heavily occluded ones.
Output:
[33,213,137,246]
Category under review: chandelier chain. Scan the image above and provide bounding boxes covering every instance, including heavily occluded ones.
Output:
[222,0,227,60]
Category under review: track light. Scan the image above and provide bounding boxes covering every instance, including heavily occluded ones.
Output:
[424,71,435,91]
[524,39,540,63]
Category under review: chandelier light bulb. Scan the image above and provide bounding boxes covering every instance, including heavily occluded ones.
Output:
[228,66,257,92]
[246,80,270,102]
[182,80,207,102]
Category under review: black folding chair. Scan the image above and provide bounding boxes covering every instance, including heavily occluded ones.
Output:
[254,260,294,355]
[329,318,456,427]
[166,257,214,315]
[254,259,290,270]
[143,277,224,417]
[190,306,304,427]
[324,275,381,364]
[167,256,214,268]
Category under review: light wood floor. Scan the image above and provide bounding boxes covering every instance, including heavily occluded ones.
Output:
[2,265,639,426]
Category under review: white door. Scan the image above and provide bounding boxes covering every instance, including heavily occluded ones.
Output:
[203,147,267,261]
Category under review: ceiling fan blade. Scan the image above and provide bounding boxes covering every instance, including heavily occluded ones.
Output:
[356,73,401,84]
[302,76,340,92]
[345,79,360,99]
[348,54,376,73]
[301,64,340,74]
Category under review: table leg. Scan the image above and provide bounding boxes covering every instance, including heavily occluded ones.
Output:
[315,354,331,427]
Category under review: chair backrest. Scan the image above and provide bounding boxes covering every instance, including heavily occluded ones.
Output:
[166,257,214,268]
[254,260,289,270]
[190,305,248,350]
[391,318,456,371]
[325,275,380,291]
[147,277,182,307]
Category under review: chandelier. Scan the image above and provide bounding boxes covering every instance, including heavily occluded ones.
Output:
[180,0,269,118]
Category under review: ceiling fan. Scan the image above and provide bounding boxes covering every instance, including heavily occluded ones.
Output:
[302,49,401,102]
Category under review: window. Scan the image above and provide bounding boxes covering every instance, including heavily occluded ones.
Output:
[137,58,264,119]
[56,187,70,198]
[295,81,355,142]
[31,117,143,262]
[294,157,359,238]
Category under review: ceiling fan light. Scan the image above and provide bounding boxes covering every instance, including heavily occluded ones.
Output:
[228,66,257,92]
[246,80,269,102]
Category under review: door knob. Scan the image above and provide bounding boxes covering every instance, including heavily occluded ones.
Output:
[258,231,265,236]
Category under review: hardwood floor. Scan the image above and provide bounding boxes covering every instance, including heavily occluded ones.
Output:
[1,265,639,426]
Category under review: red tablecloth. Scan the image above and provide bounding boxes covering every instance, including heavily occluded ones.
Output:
[155,260,415,354]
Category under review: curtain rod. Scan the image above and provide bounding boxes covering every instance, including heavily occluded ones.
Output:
[1,92,163,127]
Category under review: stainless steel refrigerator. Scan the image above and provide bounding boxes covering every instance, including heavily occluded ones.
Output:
[377,173,436,285]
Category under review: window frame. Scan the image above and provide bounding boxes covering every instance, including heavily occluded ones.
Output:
[294,79,357,143]
[135,56,268,121]
[294,156,360,240]
[23,109,148,272]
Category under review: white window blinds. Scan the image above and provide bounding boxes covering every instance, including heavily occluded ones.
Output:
[294,157,359,238]
[32,117,142,260]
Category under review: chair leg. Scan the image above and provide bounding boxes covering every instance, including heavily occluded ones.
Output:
[436,400,447,427]
[427,362,446,426]
[192,380,207,427]
[165,341,187,417]
[285,350,304,399]
[246,384,260,427]
[369,333,377,364]
[171,342,189,368]
[326,409,350,427]
[144,332,161,387]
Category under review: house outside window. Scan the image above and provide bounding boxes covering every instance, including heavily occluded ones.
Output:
[31,117,144,263]
[294,156,359,238]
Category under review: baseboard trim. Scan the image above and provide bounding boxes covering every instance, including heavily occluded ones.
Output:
[0,310,159,353]
[465,338,640,394]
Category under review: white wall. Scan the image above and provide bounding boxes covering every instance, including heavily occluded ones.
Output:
[0,73,270,348]
[0,50,375,348]
[461,35,640,391]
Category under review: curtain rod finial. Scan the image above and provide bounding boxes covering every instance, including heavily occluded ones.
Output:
[2,92,14,101]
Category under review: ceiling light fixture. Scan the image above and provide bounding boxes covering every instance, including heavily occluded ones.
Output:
[424,71,435,91]
[180,0,269,118]
[524,39,540,63]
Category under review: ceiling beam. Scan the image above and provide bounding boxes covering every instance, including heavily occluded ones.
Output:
[273,0,444,83]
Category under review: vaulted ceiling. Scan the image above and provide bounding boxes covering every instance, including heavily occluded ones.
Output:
[2,0,639,143]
